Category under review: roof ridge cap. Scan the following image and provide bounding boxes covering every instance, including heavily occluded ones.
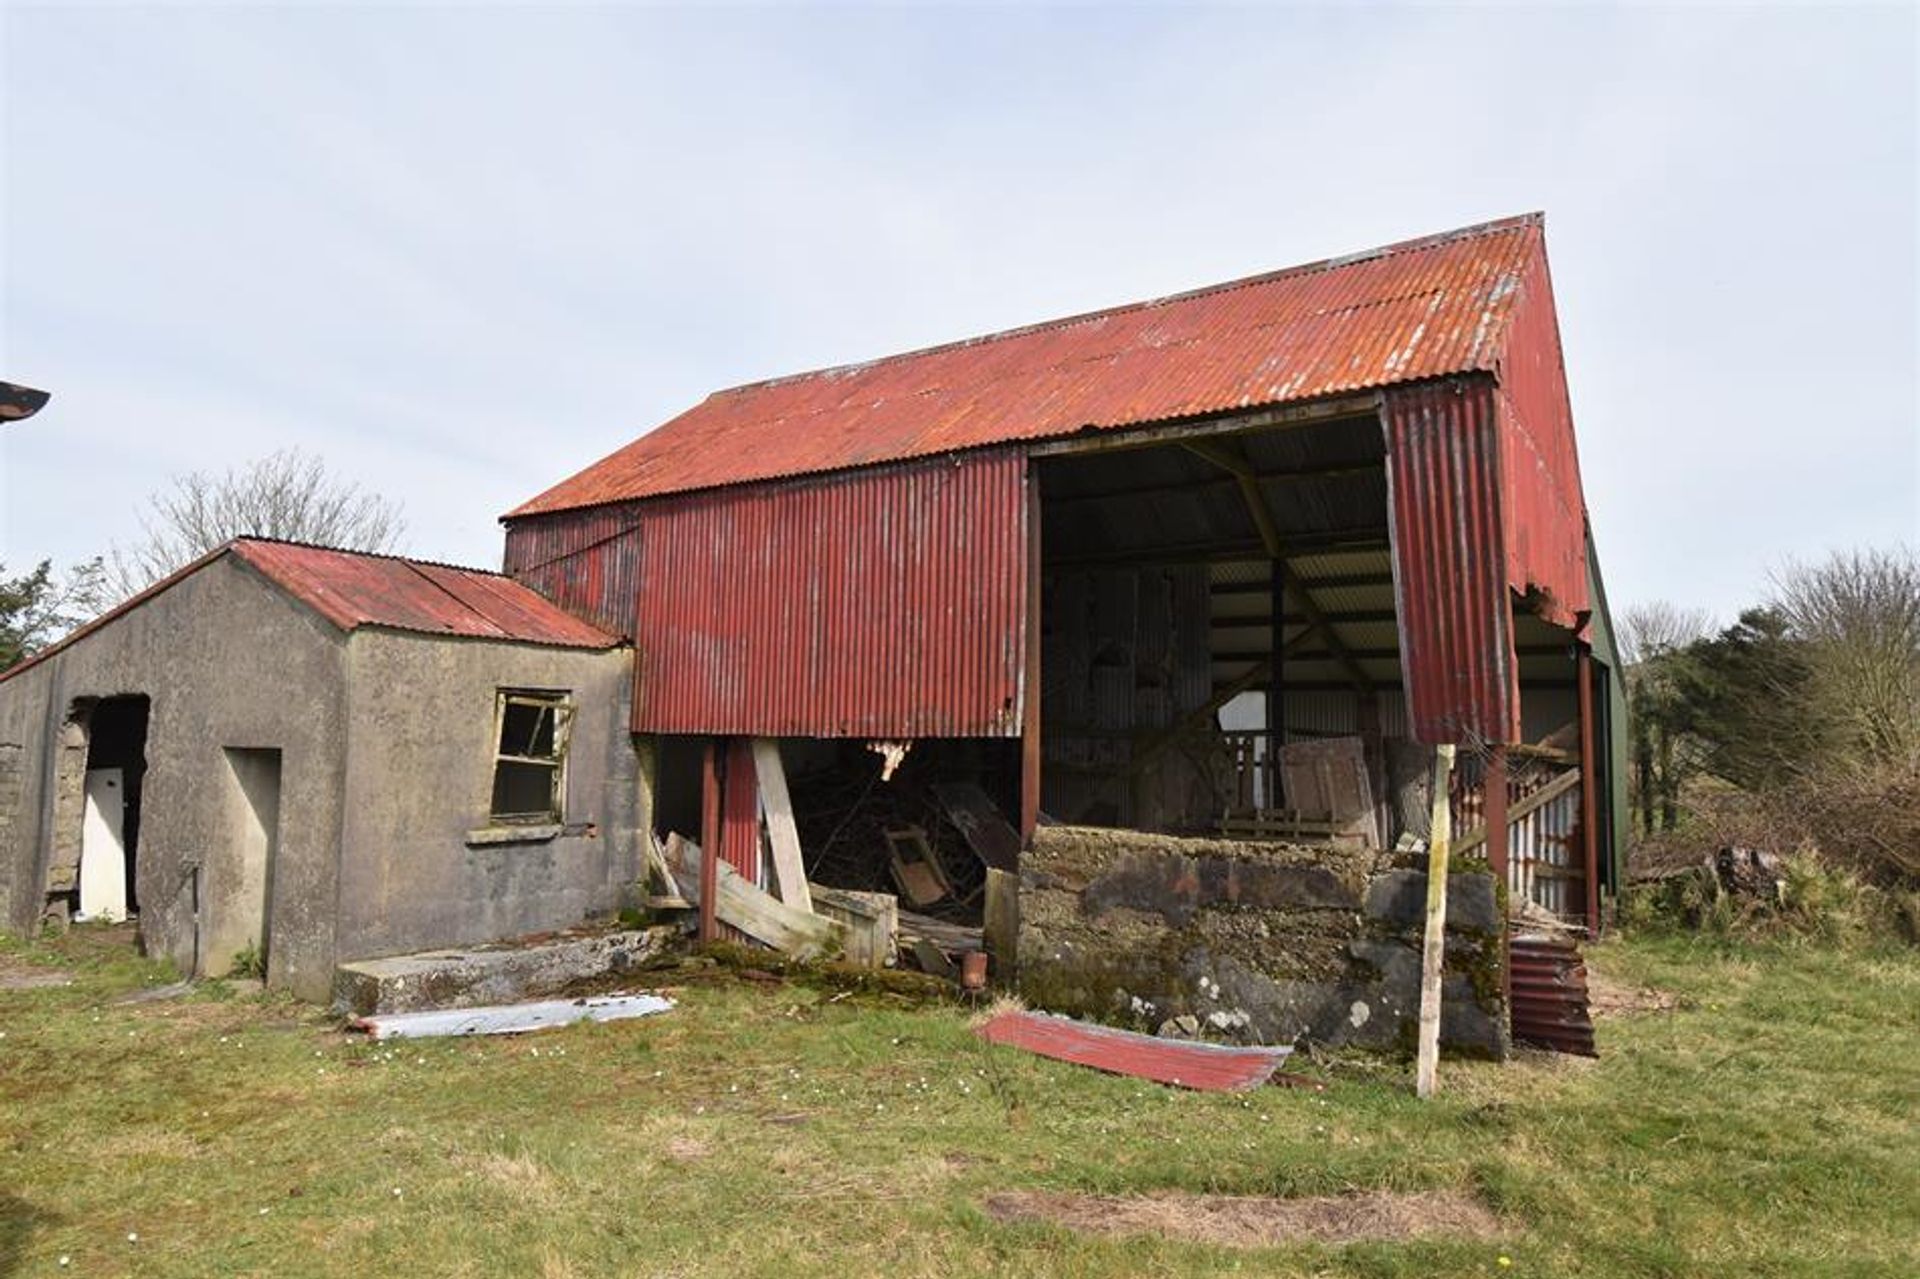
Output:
[710,213,1543,398]
[230,534,508,579]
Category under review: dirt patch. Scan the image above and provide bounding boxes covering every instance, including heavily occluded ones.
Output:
[0,959,74,990]
[666,1136,710,1162]
[1587,972,1681,1018]
[982,1189,1500,1248]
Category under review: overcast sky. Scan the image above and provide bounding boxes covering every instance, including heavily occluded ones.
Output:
[2,3,1914,624]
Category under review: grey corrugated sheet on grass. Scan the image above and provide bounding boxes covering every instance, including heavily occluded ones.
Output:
[351,993,674,1040]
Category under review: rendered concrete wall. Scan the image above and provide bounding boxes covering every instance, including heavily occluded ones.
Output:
[334,630,637,962]
[1019,826,1509,1058]
[0,557,349,999]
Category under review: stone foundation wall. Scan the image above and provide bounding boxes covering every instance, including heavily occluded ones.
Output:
[1017,826,1508,1058]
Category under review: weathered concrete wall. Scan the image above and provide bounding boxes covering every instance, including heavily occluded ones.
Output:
[334,630,637,962]
[0,557,350,999]
[1018,826,1508,1058]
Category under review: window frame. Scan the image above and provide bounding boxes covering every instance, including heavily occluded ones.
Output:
[487,689,575,826]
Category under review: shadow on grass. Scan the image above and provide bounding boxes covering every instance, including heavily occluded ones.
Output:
[0,1192,55,1278]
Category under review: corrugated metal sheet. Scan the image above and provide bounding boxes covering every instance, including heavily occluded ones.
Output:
[501,502,645,638]
[719,738,762,885]
[1509,933,1597,1057]
[231,540,619,648]
[632,450,1029,737]
[976,1008,1294,1092]
[1494,249,1590,628]
[509,215,1544,517]
[1382,377,1518,743]
[1,538,618,687]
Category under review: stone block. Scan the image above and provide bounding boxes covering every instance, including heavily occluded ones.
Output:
[1362,869,1501,935]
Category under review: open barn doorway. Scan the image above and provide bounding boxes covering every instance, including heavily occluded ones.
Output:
[65,695,151,925]
[1031,409,1401,840]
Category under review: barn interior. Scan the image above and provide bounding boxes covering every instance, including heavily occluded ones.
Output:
[642,408,1607,944]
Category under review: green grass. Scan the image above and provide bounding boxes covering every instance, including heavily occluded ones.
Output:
[2,927,1916,1278]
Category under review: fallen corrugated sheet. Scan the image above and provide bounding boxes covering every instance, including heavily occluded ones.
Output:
[350,993,674,1040]
[508,215,1545,516]
[1508,933,1596,1057]
[976,1009,1293,1092]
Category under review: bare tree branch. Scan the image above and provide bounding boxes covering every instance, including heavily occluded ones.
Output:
[106,449,406,600]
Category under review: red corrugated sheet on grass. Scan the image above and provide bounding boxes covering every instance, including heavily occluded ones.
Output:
[976,1009,1293,1092]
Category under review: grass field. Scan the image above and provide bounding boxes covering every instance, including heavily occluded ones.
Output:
[3,926,1916,1278]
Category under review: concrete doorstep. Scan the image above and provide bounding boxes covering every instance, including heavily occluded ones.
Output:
[330,925,678,1017]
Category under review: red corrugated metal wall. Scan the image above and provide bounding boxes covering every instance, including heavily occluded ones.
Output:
[502,502,646,638]
[719,738,761,884]
[632,449,1030,737]
[1494,250,1590,629]
[1383,376,1519,744]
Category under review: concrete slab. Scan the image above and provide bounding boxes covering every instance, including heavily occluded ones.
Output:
[330,925,677,1017]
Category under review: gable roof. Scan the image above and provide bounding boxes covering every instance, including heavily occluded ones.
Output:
[225,540,619,647]
[1,538,617,684]
[508,213,1546,518]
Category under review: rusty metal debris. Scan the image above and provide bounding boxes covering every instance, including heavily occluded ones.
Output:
[976,1008,1294,1092]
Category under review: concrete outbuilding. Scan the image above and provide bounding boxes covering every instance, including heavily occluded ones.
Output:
[0,538,636,1001]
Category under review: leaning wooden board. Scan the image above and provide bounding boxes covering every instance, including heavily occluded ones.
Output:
[665,835,846,960]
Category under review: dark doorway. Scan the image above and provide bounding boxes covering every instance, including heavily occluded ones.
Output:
[84,696,150,916]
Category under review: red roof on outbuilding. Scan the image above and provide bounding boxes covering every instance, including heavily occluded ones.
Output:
[228,539,617,648]
[509,213,1546,517]
[0,539,616,684]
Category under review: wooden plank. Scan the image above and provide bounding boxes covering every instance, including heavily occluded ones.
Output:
[1277,736,1379,847]
[666,837,846,960]
[982,868,1020,988]
[809,883,897,969]
[931,782,1021,873]
[643,832,682,900]
[750,738,813,913]
[1453,767,1582,856]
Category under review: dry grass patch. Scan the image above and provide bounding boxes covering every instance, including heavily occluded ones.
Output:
[93,1127,202,1161]
[455,1151,565,1206]
[982,1188,1502,1248]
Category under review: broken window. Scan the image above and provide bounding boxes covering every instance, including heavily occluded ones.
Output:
[490,691,573,824]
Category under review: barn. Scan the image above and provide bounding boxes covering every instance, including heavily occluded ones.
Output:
[502,214,1627,1054]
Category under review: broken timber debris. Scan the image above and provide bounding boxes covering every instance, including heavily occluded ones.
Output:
[665,834,847,961]
[885,825,955,908]
[929,782,1020,873]
[807,882,898,968]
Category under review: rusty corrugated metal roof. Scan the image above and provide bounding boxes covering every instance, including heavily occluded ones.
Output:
[509,214,1545,517]
[229,539,618,648]
[0,539,617,685]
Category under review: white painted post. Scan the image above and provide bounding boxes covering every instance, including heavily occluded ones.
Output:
[1415,743,1456,1100]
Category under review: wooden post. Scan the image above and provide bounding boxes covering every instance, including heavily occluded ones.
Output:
[634,734,659,882]
[1577,646,1602,937]
[698,739,721,944]
[1485,745,1510,887]
[1267,558,1286,809]
[1020,476,1043,844]
[750,737,812,912]
[983,867,1020,988]
[1415,743,1456,1100]
[1486,743,1511,1010]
